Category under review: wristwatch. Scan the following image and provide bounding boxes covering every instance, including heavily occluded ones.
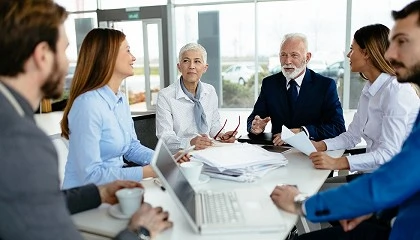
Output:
[137,226,151,240]
[294,193,309,217]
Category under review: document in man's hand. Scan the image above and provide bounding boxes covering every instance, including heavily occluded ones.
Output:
[281,125,316,156]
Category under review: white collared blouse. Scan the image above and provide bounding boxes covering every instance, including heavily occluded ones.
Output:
[156,79,222,153]
[324,73,419,172]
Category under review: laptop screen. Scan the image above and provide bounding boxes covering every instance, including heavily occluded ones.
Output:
[154,141,197,222]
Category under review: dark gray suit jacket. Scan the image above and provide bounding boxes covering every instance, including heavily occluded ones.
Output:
[0,85,137,240]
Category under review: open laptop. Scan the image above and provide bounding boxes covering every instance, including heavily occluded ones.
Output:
[151,139,285,235]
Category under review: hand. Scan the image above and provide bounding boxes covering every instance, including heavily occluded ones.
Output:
[173,150,191,163]
[191,134,213,150]
[290,128,302,134]
[272,133,285,146]
[128,203,173,237]
[312,140,327,151]
[219,130,237,143]
[98,180,143,205]
[270,185,300,214]
[309,152,349,170]
[143,165,157,178]
[251,115,271,134]
[340,213,373,232]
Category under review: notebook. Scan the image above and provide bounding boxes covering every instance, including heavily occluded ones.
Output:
[150,139,285,235]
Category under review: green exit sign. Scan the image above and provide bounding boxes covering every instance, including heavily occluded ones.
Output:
[127,12,140,20]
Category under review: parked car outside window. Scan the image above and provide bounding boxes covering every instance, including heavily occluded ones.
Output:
[307,58,327,73]
[319,61,366,108]
[222,63,263,85]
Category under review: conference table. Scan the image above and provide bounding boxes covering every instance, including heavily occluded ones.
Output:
[71,147,344,240]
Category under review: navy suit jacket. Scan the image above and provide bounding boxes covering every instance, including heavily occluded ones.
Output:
[247,68,345,140]
[305,111,420,240]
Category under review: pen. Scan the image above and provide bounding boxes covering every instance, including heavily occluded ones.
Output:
[196,133,217,144]
[174,145,195,162]
[153,179,166,191]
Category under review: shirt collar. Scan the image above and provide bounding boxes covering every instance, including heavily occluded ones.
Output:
[97,85,124,110]
[175,77,209,100]
[361,73,393,97]
[286,69,306,87]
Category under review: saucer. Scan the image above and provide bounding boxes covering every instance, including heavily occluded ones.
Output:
[191,174,211,185]
[108,204,131,219]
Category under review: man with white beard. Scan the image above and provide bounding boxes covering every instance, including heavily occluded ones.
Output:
[247,33,346,145]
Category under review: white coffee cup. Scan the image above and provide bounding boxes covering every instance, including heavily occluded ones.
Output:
[116,188,144,216]
[180,161,203,184]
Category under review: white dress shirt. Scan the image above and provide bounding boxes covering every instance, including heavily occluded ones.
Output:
[324,73,419,172]
[156,79,222,153]
[285,70,305,93]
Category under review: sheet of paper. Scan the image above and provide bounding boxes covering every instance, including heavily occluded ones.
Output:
[281,125,316,156]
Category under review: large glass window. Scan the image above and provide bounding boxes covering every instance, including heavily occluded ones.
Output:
[257,0,346,104]
[62,12,97,101]
[174,3,256,108]
[174,0,346,108]
[55,0,413,112]
[345,0,413,108]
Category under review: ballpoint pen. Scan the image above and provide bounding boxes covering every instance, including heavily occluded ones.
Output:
[196,133,218,145]
[174,145,195,162]
[153,179,166,191]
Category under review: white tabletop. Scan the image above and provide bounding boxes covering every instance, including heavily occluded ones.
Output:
[71,148,344,240]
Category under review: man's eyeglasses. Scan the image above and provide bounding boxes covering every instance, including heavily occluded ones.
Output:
[214,116,240,140]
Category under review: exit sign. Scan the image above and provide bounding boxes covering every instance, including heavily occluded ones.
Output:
[127,12,140,20]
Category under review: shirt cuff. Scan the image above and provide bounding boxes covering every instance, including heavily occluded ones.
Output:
[301,126,309,137]
[302,201,307,216]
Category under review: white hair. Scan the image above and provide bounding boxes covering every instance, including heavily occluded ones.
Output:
[281,33,309,52]
[178,43,207,64]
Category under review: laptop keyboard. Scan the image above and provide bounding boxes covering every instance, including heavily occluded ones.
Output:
[200,191,244,224]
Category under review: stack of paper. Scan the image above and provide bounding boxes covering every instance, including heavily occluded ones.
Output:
[191,143,288,181]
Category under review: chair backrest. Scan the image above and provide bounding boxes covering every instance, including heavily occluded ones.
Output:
[132,113,158,149]
[49,133,69,188]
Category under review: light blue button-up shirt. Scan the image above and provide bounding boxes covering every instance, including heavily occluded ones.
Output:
[62,85,153,189]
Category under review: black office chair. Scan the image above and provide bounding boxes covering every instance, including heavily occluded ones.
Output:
[123,113,158,167]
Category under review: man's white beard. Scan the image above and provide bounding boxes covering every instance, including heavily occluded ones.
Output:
[281,64,306,79]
